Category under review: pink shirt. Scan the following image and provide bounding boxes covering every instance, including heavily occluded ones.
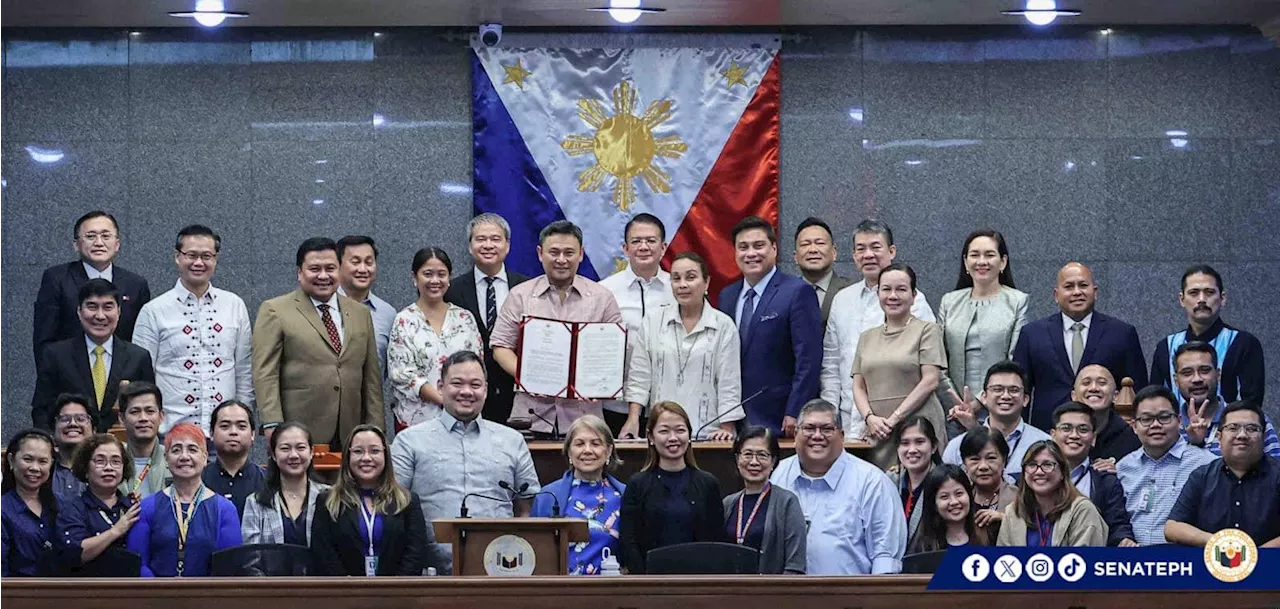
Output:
[490,274,622,433]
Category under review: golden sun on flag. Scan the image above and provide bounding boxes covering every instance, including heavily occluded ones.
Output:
[560,80,688,211]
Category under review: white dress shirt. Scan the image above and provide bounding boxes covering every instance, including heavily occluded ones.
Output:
[600,263,674,415]
[820,279,935,436]
[624,303,742,437]
[85,335,114,371]
[132,281,254,433]
[82,262,113,282]
[735,266,777,325]
[473,265,511,329]
[310,293,344,343]
[1062,311,1093,363]
[1069,457,1093,498]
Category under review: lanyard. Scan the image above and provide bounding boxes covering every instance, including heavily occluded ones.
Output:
[132,463,152,493]
[903,487,916,519]
[1072,466,1089,488]
[360,498,378,557]
[168,486,206,576]
[98,509,116,527]
[735,484,771,545]
[669,320,704,385]
[1033,512,1052,547]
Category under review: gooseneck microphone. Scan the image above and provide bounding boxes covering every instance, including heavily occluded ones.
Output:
[499,480,563,518]
[459,492,512,518]
[692,387,766,440]
[528,406,563,440]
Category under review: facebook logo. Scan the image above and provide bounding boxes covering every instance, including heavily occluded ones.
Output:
[962,555,991,582]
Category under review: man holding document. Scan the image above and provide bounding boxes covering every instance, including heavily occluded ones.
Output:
[490,221,624,437]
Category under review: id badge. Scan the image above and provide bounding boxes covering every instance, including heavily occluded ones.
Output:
[1137,484,1153,513]
[365,555,379,577]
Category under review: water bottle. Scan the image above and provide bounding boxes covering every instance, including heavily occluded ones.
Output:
[599,547,622,576]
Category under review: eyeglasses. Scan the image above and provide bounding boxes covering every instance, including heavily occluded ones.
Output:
[1053,423,1094,436]
[799,425,839,437]
[737,450,773,463]
[1221,423,1263,437]
[1134,412,1177,427]
[79,232,117,243]
[1176,366,1216,378]
[350,447,383,458]
[985,385,1023,396]
[1024,461,1059,474]
[91,457,124,468]
[627,237,660,247]
[57,414,91,425]
[177,249,217,263]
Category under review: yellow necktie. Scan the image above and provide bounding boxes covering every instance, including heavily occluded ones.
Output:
[92,345,107,407]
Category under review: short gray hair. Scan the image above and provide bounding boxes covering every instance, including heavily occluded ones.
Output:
[798,398,842,431]
[468,213,511,241]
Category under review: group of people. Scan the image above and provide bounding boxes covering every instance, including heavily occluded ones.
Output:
[3,209,1278,578]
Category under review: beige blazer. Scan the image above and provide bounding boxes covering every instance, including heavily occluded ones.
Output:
[936,287,1029,398]
[996,496,1108,547]
[252,289,383,445]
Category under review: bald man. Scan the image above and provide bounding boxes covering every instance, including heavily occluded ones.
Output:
[1012,263,1147,432]
[1071,364,1141,462]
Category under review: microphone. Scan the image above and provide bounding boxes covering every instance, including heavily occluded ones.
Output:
[459,492,511,518]
[693,387,766,440]
[527,406,562,440]
[500,480,562,518]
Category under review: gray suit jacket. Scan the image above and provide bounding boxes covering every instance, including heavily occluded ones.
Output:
[936,287,1029,400]
[820,274,855,327]
[241,481,329,546]
[722,486,807,574]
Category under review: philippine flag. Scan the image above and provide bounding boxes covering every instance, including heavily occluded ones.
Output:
[472,40,780,300]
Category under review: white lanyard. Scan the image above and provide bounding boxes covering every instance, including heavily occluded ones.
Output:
[360,499,377,557]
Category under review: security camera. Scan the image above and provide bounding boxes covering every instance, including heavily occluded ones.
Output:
[479,23,502,47]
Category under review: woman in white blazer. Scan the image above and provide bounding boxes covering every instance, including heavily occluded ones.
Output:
[937,230,1029,438]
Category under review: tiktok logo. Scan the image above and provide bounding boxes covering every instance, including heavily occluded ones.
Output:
[963,554,991,582]
[1058,553,1086,583]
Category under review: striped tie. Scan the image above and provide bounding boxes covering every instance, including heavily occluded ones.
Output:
[484,276,498,335]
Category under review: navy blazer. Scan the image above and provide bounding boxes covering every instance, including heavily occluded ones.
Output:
[31,335,155,431]
[716,271,822,432]
[443,268,528,426]
[1087,469,1134,547]
[32,261,151,363]
[1012,311,1147,432]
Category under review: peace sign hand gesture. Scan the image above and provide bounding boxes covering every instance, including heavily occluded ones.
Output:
[1185,397,1211,446]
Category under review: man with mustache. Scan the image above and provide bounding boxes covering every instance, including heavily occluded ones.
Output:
[253,237,384,449]
[822,219,934,436]
[31,279,155,432]
[1049,401,1136,546]
[1149,265,1264,408]
[116,381,172,499]
[1116,385,1214,546]
[1069,364,1140,464]
[49,394,97,501]
[1012,262,1147,432]
[1172,341,1280,457]
[1166,401,1280,548]
[793,217,852,326]
[201,399,264,517]
[444,214,529,427]
[943,360,1050,480]
[336,235,397,375]
[491,221,622,436]
[132,225,254,435]
[33,210,151,365]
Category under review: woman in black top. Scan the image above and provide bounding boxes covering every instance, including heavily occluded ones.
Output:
[619,401,726,574]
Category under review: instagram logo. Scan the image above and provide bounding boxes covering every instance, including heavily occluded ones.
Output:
[1027,553,1055,582]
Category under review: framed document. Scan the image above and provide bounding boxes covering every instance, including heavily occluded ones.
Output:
[515,317,627,400]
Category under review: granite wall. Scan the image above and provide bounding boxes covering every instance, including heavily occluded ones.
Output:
[3,26,1278,438]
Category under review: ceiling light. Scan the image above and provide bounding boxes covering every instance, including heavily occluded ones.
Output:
[25,145,65,164]
[587,0,666,24]
[1001,0,1081,26]
[169,0,248,27]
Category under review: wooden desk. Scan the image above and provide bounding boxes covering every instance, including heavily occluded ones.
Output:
[2,576,1271,609]
[530,439,872,491]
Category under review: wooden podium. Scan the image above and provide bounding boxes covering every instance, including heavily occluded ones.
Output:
[433,518,589,576]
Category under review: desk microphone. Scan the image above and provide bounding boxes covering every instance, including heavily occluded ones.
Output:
[692,387,766,440]
[527,406,563,440]
[498,480,563,518]
[459,492,510,518]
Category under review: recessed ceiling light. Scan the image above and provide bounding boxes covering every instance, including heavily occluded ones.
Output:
[587,0,666,24]
[169,0,248,27]
[1001,0,1081,26]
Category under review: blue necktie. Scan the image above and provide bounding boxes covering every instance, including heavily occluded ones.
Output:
[739,288,757,344]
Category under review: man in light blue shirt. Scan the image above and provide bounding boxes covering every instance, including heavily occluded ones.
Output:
[336,235,396,374]
[1116,385,1215,545]
[771,399,905,575]
[944,360,1050,480]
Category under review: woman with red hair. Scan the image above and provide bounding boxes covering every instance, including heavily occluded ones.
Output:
[126,424,241,576]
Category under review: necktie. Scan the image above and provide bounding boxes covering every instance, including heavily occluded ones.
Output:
[484,276,498,335]
[319,304,343,354]
[1069,322,1085,371]
[739,288,757,344]
[91,345,107,407]
[639,280,646,318]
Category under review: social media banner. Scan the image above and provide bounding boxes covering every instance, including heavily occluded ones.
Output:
[930,547,1280,591]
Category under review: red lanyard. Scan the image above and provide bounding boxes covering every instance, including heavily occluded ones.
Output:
[735,484,771,545]
[1033,512,1052,547]
[904,488,916,519]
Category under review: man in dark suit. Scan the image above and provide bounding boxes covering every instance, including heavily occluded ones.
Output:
[716,216,823,437]
[1051,401,1136,547]
[1013,262,1147,432]
[33,211,151,363]
[793,217,852,326]
[444,213,528,426]
[32,278,156,431]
